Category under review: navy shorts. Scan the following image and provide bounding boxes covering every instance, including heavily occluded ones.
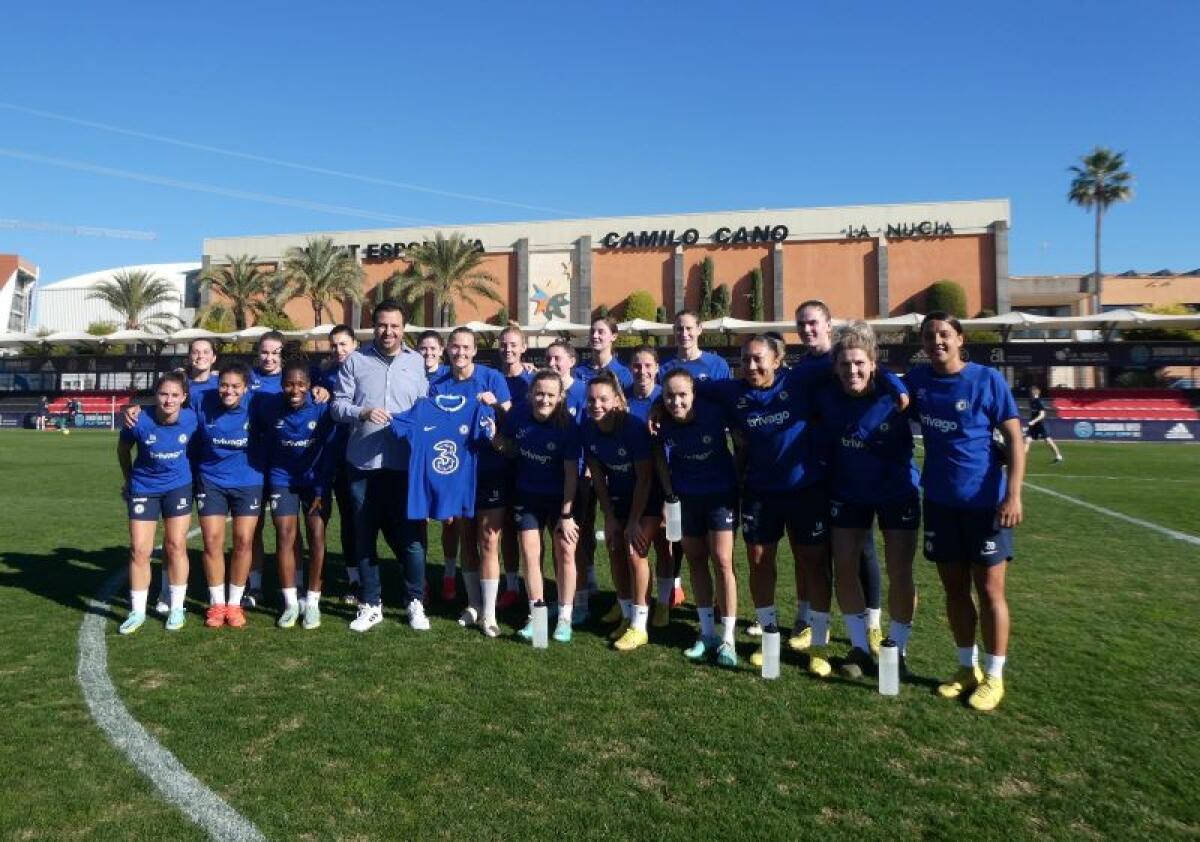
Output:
[196,479,263,518]
[1027,422,1047,440]
[127,484,193,522]
[268,484,329,519]
[830,494,921,531]
[513,493,563,532]
[922,499,1013,567]
[609,488,666,525]
[680,491,737,537]
[475,471,510,512]
[741,484,829,546]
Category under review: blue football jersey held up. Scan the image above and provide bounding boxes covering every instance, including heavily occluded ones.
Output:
[121,408,200,494]
[429,364,512,475]
[391,394,494,520]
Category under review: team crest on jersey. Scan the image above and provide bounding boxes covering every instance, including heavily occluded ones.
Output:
[243,422,249,430]
[617,448,627,457]
[178,433,188,443]
[589,445,598,453]
[308,420,317,430]
[459,424,469,435]
[917,388,927,400]
[702,435,712,444]
[432,440,459,475]
[133,504,145,514]
[546,441,556,451]
[955,399,969,412]
[879,423,889,433]
[779,391,789,401]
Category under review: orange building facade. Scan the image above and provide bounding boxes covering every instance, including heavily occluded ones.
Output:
[203,199,1011,329]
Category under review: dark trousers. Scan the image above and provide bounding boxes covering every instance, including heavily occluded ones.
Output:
[347,467,426,606]
[332,463,356,573]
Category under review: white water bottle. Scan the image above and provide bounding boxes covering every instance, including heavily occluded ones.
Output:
[761,624,781,679]
[878,638,899,696]
[664,496,682,543]
[531,601,549,649]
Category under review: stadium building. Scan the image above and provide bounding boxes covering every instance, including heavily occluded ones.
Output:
[0,254,38,333]
[203,199,1012,328]
[32,262,202,332]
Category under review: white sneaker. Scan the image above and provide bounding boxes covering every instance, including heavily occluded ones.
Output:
[458,607,479,628]
[154,596,169,616]
[408,599,431,631]
[479,616,500,638]
[746,621,763,637]
[349,603,383,632]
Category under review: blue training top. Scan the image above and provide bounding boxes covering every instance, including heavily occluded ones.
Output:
[659,351,731,383]
[573,356,634,390]
[249,369,282,394]
[815,381,919,506]
[429,364,512,476]
[660,399,735,496]
[121,408,200,494]
[391,394,494,520]
[257,393,339,496]
[504,369,535,414]
[501,404,581,497]
[580,415,653,499]
[193,389,264,487]
[187,375,218,407]
[626,385,661,423]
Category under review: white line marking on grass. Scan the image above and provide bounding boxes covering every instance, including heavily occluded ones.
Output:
[76,525,267,842]
[1024,482,1200,548]
[1026,473,1199,484]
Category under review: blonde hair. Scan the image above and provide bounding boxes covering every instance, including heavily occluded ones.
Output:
[833,320,878,364]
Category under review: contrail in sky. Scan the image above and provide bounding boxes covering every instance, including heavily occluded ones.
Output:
[0,217,158,240]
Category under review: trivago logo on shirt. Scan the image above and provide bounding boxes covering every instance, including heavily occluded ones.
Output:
[919,414,959,434]
[745,409,790,428]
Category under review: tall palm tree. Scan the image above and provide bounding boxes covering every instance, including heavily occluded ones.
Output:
[388,232,501,326]
[86,268,180,331]
[199,254,270,330]
[278,236,364,327]
[1068,147,1133,293]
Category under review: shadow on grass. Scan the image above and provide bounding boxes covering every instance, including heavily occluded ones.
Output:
[0,545,129,621]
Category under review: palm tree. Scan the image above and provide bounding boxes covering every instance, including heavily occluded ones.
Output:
[278,236,364,327]
[1068,147,1133,293]
[251,271,298,330]
[388,232,502,326]
[199,254,271,330]
[87,268,180,331]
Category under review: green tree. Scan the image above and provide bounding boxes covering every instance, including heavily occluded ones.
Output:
[86,268,180,331]
[251,272,298,330]
[710,284,732,346]
[199,255,270,331]
[699,257,715,318]
[194,303,235,332]
[965,309,1001,343]
[388,232,502,327]
[618,291,658,346]
[278,236,364,327]
[85,320,118,336]
[749,267,765,321]
[1068,147,1133,291]
[1123,303,1200,341]
[925,280,967,318]
[595,303,610,321]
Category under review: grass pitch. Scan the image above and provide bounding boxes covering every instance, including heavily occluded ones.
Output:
[1,430,1198,840]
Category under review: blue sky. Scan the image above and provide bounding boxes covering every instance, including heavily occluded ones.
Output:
[3,0,1196,285]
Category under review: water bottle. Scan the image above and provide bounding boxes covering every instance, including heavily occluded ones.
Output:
[531,601,549,649]
[761,623,780,679]
[878,638,899,696]
[664,496,683,543]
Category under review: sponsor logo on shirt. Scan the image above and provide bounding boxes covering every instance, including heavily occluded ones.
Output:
[432,440,460,475]
[919,414,958,434]
[745,410,790,428]
[211,436,250,448]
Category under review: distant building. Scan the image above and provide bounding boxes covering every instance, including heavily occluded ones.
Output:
[0,255,38,333]
[32,262,201,332]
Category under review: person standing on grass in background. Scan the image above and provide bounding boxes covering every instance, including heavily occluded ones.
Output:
[582,372,661,652]
[816,322,920,680]
[487,370,581,644]
[495,324,534,610]
[656,368,739,667]
[260,361,339,630]
[417,329,459,601]
[316,324,361,605]
[116,372,198,635]
[331,300,430,633]
[244,330,285,607]
[1024,385,1063,463]
[659,310,731,383]
[427,327,512,635]
[35,396,49,431]
[908,312,1024,712]
[574,315,634,390]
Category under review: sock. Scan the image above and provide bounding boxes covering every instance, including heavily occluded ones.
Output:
[443,557,457,579]
[505,571,519,590]
[619,598,633,620]
[844,612,869,651]
[796,600,811,628]
[347,566,360,584]
[866,607,882,630]
[958,645,979,668]
[755,605,777,629]
[228,583,245,606]
[697,606,715,638]
[810,610,831,647]
[985,653,1006,679]
[208,586,226,606]
[168,584,187,612]
[306,590,321,608]
[722,616,737,646]
[282,587,298,608]
[888,620,913,655]
[481,578,499,620]
[558,603,573,625]
[574,588,589,610]
[158,569,168,598]
[631,604,649,632]
[248,570,261,591]
[463,570,482,612]
[657,578,673,605]
[673,576,682,589]
[131,589,148,615]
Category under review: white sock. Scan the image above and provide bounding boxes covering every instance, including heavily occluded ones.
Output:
[657,577,673,605]
[208,586,226,606]
[888,620,913,655]
[797,600,811,627]
[481,578,499,620]
[505,571,519,590]
[574,588,589,609]
[698,606,715,638]
[958,645,979,668]
[755,605,777,629]
[722,616,737,646]
[282,587,298,608]
[248,570,261,590]
[347,566,360,584]
[673,576,682,589]
[631,603,649,632]
[443,557,457,578]
[306,590,321,607]
[131,589,148,615]
[985,653,1006,679]
[619,598,633,620]
[866,607,882,630]
[558,603,573,624]
[844,612,869,651]
[810,610,831,646]
[168,584,187,612]
[228,583,245,606]
[463,570,481,612]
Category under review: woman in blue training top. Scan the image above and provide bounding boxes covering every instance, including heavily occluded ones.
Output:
[907,312,1025,713]
[116,372,198,635]
[816,322,920,680]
